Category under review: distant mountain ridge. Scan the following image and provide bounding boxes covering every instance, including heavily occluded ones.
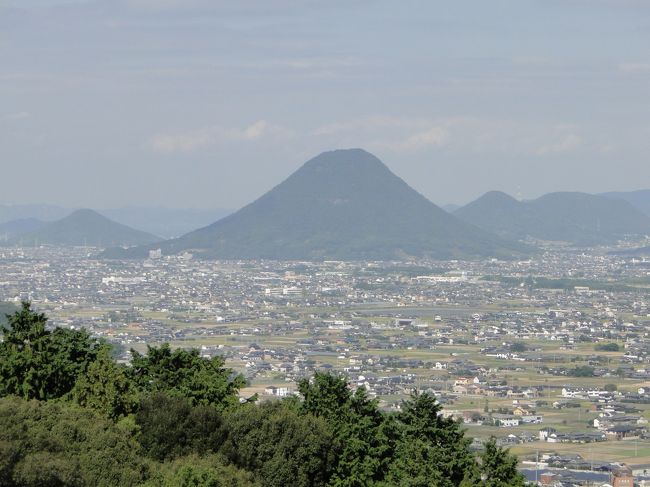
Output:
[0,204,69,224]
[5,209,161,248]
[601,190,650,217]
[0,204,232,239]
[455,191,650,244]
[104,149,530,260]
[0,218,46,241]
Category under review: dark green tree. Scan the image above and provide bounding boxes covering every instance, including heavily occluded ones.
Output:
[0,396,148,487]
[0,302,100,400]
[595,342,619,352]
[73,345,139,420]
[384,391,474,487]
[129,344,245,409]
[510,342,526,353]
[460,438,526,487]
[221,401,337,487]
[141,454,259,487]
[298,372,398,486]
[136,392,226,461]
[569,365,595,377]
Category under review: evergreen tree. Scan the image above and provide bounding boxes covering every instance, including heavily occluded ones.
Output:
[141,454,258,487]
[460,438,526,487]
[298,373,398,486]
[73,346,139,420]
[129,343,245,409]
[0,396,148,487]
[136,393,226,461]
[0,302,100,400]
[385,391,475,487]
[221,401,337,487]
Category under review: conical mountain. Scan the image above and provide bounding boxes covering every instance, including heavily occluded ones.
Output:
[455,191,650,244]
[105,149,529,260]
[8,209,161,247]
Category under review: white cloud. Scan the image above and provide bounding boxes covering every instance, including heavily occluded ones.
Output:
[536,133,583,155]
[312,115,455,153]
[149,120,293,153]
[0,111,31,122]
[149,115,587,159]
[312,115,592,158]
[312,115,427,136]
[390,126,450,151]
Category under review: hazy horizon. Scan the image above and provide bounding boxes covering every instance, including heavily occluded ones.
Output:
[3,0,650,209]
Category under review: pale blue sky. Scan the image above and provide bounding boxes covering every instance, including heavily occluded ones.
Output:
[2,0,650,208]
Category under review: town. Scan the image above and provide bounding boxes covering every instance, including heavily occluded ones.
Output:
[2,244,650,485]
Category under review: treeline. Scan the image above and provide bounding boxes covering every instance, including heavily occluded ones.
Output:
[0,302,526,487]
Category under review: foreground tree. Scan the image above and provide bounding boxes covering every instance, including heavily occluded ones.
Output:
[460,438,526,487]
[141,454,258,487]
[129,343,246,409]
[0,302,100,400]
[299,373,399,486]
[73,345,139,420]
[0,396,148,487]
[221,401,337,487]
[384,391,475,487]
[136,393,226,461]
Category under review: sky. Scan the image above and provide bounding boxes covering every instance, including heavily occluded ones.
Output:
[2,0,650,209]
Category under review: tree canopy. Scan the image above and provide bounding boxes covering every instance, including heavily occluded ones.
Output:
[129,343,245,409]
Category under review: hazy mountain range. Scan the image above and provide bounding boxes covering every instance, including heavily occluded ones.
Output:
[600,190,650,218]
[453,191,650,245]
[3,209,160,247]
[0,205,232,239]
[3,149,650,259]
[0,218,47,239]
[0,204,70,224]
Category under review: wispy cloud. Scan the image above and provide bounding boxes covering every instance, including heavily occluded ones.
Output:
[312,115,427,136]
[149,115,590,161]
[536,133,583,155]
[619,62,650,74]
[389,126,450,151]
[149,120,294,153]
[0,111,31,122]
[313,115,455,153]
